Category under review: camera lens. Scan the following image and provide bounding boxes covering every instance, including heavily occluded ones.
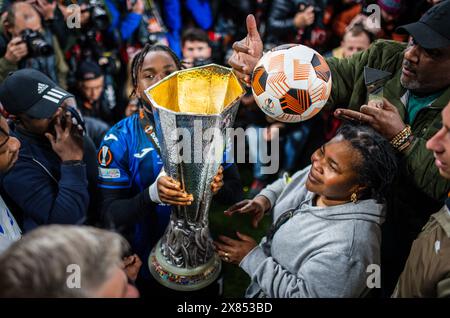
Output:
[31,39,54,57]
[20,29,54,57]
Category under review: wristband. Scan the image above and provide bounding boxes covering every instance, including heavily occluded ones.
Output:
[149,168,167,203]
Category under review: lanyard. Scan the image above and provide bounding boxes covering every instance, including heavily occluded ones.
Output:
[138,108,161,157]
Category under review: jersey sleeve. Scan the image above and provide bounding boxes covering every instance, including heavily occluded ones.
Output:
[97,129,132,189]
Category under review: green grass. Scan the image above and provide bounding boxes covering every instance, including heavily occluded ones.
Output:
[209,164,271,298]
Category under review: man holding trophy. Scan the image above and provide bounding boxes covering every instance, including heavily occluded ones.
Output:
[98,44,244,296]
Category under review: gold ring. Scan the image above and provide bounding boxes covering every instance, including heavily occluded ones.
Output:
[224,256,230,262]
[224,252,229,257]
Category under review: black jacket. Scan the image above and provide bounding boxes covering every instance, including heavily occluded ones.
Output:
[0,125,100,232]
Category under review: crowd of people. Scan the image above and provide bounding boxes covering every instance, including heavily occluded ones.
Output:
[0,0,449,299]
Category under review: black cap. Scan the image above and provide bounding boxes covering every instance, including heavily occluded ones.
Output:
[0,69,73,119]
[76,60,103,81]
[396,0,450,49]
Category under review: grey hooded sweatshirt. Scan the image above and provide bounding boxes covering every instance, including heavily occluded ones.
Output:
[240,165,385,298]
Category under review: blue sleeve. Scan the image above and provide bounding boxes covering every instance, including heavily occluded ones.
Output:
[185,0,213,30]
[166,30,182,58]
[163,0,182,57]
[105,0,143,41]
[2,161,89,227]
[119,12,143,41]
[163,0,181,31]
[97,130,132,189]
[105,0,120,32]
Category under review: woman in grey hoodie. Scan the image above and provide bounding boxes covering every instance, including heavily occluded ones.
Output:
[215,124,398,298]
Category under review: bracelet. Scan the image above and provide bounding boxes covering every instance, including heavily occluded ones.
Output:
[390,125,411,146]
[397,135,414,153]
[390,125,412,150]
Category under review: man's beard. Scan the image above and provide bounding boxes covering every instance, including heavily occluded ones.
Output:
[400,73,422,91]
[400,59,422,91]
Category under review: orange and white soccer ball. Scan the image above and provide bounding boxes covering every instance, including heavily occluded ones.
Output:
[251,44,332,123]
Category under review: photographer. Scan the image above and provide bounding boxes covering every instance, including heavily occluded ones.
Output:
[0,2,68,88]
[61,0,119,115]
[181,28,213,68]
[73,60,116,124]
[28,0,71,50]
[0,69,99,233]
[72,60,116,147]
[265,0,329,50]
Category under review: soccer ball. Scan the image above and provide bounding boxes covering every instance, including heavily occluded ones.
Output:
[251,44,332,123]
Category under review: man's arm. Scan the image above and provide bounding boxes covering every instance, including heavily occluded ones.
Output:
[240,247,367,298]
[2,160,89,226]
[325,40,406,111]
[0,37,27,82]
[99,186,156,231]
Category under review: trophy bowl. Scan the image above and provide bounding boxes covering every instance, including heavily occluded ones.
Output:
[145,64,244,291]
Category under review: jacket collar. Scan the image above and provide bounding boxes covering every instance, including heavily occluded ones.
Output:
[435,203,450,238]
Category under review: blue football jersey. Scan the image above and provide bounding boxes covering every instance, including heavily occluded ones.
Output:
[98,114,171,277]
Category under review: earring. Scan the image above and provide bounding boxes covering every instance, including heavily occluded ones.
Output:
[351,192,358,203]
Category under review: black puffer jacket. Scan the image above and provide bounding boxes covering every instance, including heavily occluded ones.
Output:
[265,0,329,50]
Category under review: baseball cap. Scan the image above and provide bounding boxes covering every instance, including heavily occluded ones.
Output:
[0,69,74,119]
[396,0,450,49]
[75,60,103,81]
[377,0,402,15]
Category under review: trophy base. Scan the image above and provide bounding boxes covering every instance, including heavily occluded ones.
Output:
[149,241,222,292]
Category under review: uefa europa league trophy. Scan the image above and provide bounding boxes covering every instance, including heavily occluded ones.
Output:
[145,64,244,291]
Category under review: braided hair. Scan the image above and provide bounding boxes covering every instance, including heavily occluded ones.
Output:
[130,44,183,99]
[336,123,398,203]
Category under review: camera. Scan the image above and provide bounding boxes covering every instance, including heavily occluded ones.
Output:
[49,105,86,139]
[85,0,110,31]
[20,29,54,57]
[192,58,213,67]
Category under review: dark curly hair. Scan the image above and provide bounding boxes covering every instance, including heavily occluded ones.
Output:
[130,43,183,99]
[336,123,398,203]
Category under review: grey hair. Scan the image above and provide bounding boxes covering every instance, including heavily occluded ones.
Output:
[0,225,129,298]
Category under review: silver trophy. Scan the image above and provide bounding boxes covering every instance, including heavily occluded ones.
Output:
[145,64,244,291]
